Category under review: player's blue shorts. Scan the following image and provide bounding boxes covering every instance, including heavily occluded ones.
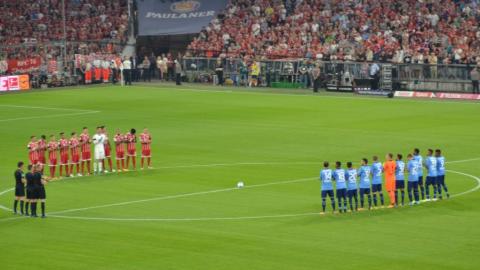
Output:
[371,184,382,192]
[336,188,347,198]
[347,189,358,198]
[395,180,405,189]
[418,176,424,185]
[359,188,371,196]
[321,190,334,198]
[408,181,419,191]
[425,176,437,186]
[437,175,445,185]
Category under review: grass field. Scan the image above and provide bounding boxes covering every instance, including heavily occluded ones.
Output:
[0,83,479,270]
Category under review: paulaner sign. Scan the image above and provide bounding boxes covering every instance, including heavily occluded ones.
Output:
[138,0,228,36]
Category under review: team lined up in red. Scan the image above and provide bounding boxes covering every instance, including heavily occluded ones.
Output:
[27,127,152,179]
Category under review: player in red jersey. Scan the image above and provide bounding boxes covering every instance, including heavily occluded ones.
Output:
[37,135,47,168]
[69,132,81,177]
[58,132,70,177]
[101,126,115,172]
[114,129,126,172]
[47,135,59,179]
[80,127,92,175]
[125,128,137,170]
[27,136,39,165]
[140,128,152,169]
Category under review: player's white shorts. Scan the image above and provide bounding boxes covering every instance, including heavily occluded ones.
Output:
[95,149,105,160]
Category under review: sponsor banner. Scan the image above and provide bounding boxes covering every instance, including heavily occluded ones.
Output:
[138,0,228,36]
[7,57,42,73]
[326,84,354,92]
[0,75,30,92]
[355,88,392,96]
[394,91,480,100]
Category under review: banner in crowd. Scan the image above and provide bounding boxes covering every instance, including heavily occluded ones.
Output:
[74,54,121,68]
[137,0,228,36]
[0,75,30,91]
[394,91,480,100]
[6,57,42,73]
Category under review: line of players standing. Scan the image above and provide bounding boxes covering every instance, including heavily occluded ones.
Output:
[12,127,152,217]
[319,148,449,214]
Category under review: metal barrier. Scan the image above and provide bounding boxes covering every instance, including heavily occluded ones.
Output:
[182,57,477,93]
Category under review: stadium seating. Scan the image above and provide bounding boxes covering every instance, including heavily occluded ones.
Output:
[187,0,480,65]
[0,0,128,60]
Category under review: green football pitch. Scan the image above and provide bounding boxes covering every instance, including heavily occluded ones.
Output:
[0,84,479,270]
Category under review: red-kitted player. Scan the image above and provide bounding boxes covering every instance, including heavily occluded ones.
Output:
[140,128,152,169]
[80,127,92,175]
[58,132,70,177]
[125,128,137,170]
[114,129,126,172]
[47,135,59,179]
[27,136,39,165]
[69,132,81,176]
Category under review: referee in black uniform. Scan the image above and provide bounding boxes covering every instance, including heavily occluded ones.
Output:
[13,161,25,215]
[35,164,47,218]
[25,165,35,217]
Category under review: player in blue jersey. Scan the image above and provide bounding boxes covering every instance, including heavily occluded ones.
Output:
[319,161,335,214]
[424,149,438,200]
[346,162,358,212]
[395,154,406,206]
[370,156,385,208]
[413,148,425,200]
[358,158,372,210]
[333,161,347,213]
[435,149,449,199]
[407,154,420,205]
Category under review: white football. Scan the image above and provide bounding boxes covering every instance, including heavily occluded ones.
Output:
[237,181,244,188]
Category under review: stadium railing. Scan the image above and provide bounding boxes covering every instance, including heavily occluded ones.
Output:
[182,57,477,93]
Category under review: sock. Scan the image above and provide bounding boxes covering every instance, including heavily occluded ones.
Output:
[41,202,45,216]
[147,157,151,167]
[20,200,24,214]
[331,199,335,212]
[108,159,113,171]
[408,190,413,202]
[401,190,405,204]
[338,199,342,212]
[373,194,378,206]
[99,160,103,172]
[426,185,430,199]
[354,196,358,210]
[360,197,364,208]
[87,160,91,174]
[395,191,398,205]
[367,195,372,209]
[349,197,353,211]
[31,202,36,216]
[380,193,385,205]
[322,198,326,212]
[13,200,18,213]
[433,185,437,199]
[420,185,425,199]
[93,161,98,173]
[81,162,85,174]
[414,189,419,202]
[343,199,347,212]
[25,202,30,215]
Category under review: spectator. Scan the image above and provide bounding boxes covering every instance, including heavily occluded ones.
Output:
[471,66,480,94]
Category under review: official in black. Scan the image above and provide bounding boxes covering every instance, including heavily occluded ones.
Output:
[13,161,25,215]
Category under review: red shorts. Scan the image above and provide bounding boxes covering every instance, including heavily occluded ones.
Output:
[49,159,57,166]
[127,149,136,157]
[71,154,80,164]
[82,151,91,161]
[29,153,38,165]
[116,151,125,160]
[142,149,151,157]
[60,153,69,165]
[105,147,111,157]
[38,155,46,165]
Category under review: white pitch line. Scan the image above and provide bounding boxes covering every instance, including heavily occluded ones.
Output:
[49,177,316,215]
[0,188,13,196]
[448,170,480,198]
[0,105,95,112]
[446,158,480,164]
[0,111,100,122]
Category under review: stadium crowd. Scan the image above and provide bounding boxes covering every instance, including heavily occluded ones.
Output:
[0,0,128,74]
[188,0,480,65]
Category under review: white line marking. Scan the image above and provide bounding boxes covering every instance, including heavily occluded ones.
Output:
[0,188,13,196]
[49,177,316,215]
[0,105,95,112]
[446,158,480,164]
[0,111,100,122]
[448,170,480,198]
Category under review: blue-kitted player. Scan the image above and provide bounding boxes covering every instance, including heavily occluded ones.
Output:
[333,161,347,213]
[346,161,358,212]
[425,149,438,200]
[413,148,426,200]
[395,154,406,206]
[358,158,372,210]
[435,149,449,199]
[320,161,336,214]
[407,154,420,205]
[371,156,385,208]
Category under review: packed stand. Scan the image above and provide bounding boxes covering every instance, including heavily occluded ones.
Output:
[188,0,480,65]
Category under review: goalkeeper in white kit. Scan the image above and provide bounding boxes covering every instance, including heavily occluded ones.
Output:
[92,126,106,174]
